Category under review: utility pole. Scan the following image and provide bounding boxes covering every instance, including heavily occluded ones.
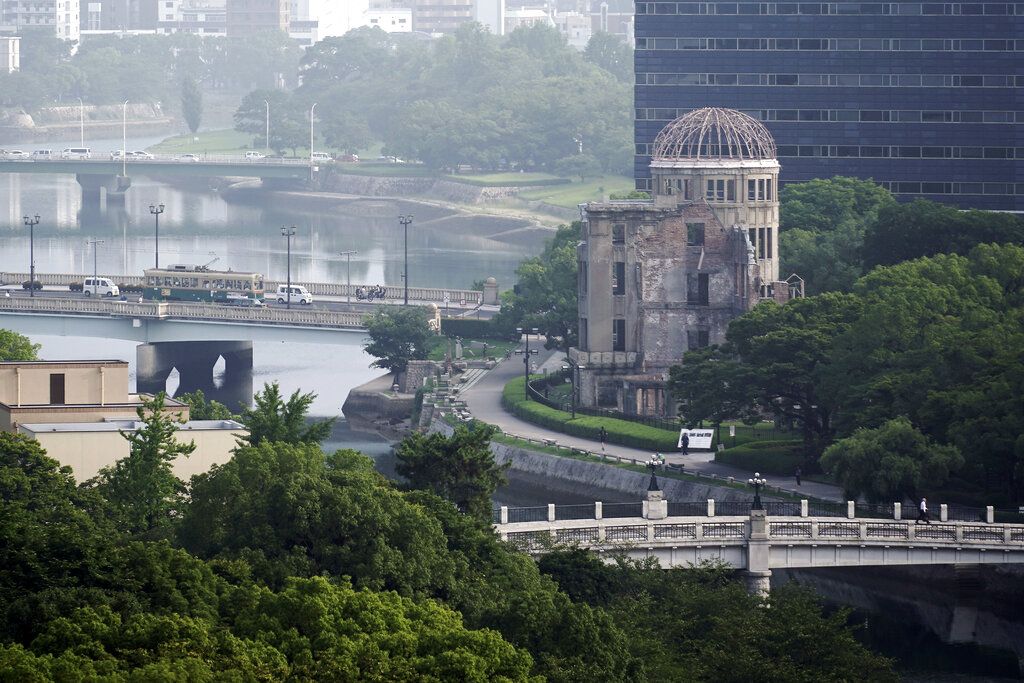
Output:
[281,226,296,309]
[398,215,413,305]
[514,327,540,400]
[23,214,39,298]
[87,239,104,296]
[77,97,85,148]
[339,250,357,304]
[149,203,164,268]
[264,99,270,154]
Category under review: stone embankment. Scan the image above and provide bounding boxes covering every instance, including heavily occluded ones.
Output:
[324,172,539,206]
[0,103,174,142]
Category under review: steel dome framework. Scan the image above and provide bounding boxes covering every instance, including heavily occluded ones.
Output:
[652,108,777,162]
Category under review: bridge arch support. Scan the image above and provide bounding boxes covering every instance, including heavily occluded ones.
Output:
[137,340,253,410]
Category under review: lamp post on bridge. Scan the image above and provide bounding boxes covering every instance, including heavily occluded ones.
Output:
[561,358,585,419]
[748,472,768,511]
[264,99,270,155]
[86,239,104,296]
[77,97,85,148]
[398,214,413,305]
[514,327,539,400]
[23,214,39,298]
[281,226,296,309]
[647,453,665,491]
[121,99,129,177]
[149,203,164,268]
[339,250,357,304]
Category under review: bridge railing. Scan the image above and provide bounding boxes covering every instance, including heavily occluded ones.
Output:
[1,272,483,306]
[0,295,368,329]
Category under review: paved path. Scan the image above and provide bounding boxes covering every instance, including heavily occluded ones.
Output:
[461,343,845,502]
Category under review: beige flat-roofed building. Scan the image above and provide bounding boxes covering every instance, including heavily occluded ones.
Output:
[19,419,247,481]
[0,360,188,431]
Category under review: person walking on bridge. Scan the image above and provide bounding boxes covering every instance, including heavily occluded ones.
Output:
[916,497,931,524]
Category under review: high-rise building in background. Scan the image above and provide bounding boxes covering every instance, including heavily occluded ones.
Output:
[226,0,288,37]
[1,0,81,41]
[154,0,225,35]
[633,1,1024,211]
[411,0,472,33]
[0,34,19,71]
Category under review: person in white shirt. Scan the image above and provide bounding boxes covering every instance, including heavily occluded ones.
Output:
[916,497,931,524]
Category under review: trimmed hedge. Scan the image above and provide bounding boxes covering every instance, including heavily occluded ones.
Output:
[715,440,805,475]
[441,318,515,340]
[502,376,680,452]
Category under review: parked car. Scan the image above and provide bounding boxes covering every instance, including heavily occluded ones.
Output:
[339,153,359,162]
[31,149,54,160]
[82,277,119,297]
[276,284,313,305]
[130,150,154,160]
[5,150,29,159]
[69,281,83,292]
[177,153,200,162]
[310,152,333,163]
[110,150,125,160]
[61,147,92,159]
[21,280,42,290]
[225,293,266,307]
[244,151,265,160]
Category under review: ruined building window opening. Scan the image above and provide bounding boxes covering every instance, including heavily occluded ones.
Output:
[747,177,771,200]
[579,260,588,294]
[707,178,735,201]
[612,261,626,295]
[579,317,588,349]
[687,273,710,305]
[761,283,775,298]
[612,318,626,351]
[686,222,706,245]
[687,329,711,350]
[750,227,773,259]
[612,223,625,244]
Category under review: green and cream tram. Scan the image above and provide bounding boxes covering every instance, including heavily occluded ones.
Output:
[143,265,265,302]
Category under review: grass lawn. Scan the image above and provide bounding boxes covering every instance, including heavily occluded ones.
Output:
[148,129,257,154]
[517,174,637,208]
[427,338,518,361]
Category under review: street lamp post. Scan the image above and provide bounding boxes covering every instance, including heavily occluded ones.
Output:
[121,99,128,177]
[748,472,768,510]
[264,99,270,155]
[309,102,317,166]
[647,453,665,491]
[281,226,296,309]
[86,239,104,296]
[148,203,165,268]
[339,250,357,304]
[561,359,585,419]
[398,215,413,305]
[23,215,39,298]
[77,97,85,148]
[513,327,539,400]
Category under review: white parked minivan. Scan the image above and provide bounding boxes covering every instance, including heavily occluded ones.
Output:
[83,277,119,297]
[276,284,313,305]
[61,147,92,159]
[310,152,332,163]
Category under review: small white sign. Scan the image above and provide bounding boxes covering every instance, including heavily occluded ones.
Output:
[678,428,714,450]
[729,425,736,437]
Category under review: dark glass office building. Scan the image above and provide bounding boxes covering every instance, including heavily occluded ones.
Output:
[633,1,1024,211]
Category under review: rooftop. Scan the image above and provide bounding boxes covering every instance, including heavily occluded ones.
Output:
[652,107,777,162]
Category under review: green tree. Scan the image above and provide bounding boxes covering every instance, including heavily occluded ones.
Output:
[583,31,633,82]
[395,423,508,520]
[821,417,964,502]
[89,392,194,535]
[553,153,602,182]
[862,199,1024,271]
[180,75,202,134]
[0,328,39,361]
[493,222,581,352]
[363,306,434,374]
[177,389,235,420]
[239,381,334,446]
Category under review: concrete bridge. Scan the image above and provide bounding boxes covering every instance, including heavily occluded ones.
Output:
[494,497,1024,595]
[0,155,313,210]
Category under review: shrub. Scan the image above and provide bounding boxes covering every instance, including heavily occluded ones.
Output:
[715,440,805,475]
[502,376,680,451]
[441,318,516,340]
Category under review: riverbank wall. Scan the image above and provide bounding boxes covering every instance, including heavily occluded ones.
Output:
[0,103,175,143]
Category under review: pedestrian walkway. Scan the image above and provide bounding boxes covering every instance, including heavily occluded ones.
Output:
[461,343,846,502]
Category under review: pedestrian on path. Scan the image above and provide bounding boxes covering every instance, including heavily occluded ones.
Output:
[916,497,931,524]
[599,426,607,452]
[681,432,690,454]
[795,466,802,486]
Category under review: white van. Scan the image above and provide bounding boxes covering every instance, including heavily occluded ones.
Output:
[31,149,54,160]
[310,152,332,163]
[276,284,313,305]
[83,277,119,297]
[61,147,92,159]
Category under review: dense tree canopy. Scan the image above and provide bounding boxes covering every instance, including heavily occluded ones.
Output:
[671,244,1024,504]
[0,328,39,361]
[493,222,581,351]
[239,381,335,446]
[363,306,434,374]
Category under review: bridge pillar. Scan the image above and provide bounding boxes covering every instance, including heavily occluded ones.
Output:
[77,174,131,211]
[744,509,772,597]
[136,340,254,411]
